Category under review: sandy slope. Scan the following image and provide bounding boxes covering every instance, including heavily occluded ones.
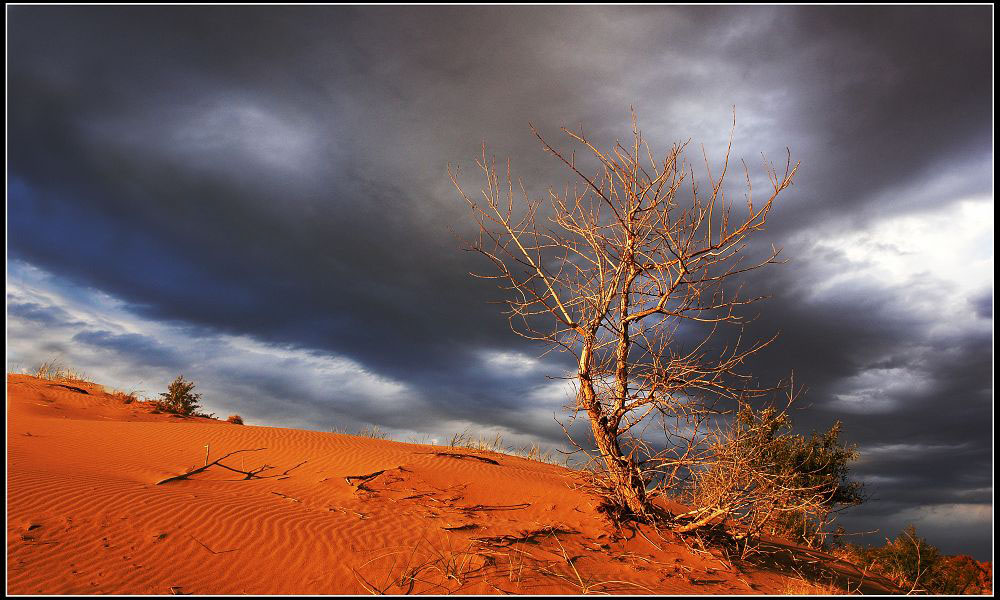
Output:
[7,374,899,595]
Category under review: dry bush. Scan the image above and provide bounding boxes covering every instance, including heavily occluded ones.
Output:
[226,414,244,425]
[357,425,389,439]
[111,390,139,404]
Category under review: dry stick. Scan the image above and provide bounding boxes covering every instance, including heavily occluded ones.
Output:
[345,469,388,486]
[457,503,531,512]
[634,524,662,551]
[156,448,267,485]
[271,491,301,503]
[188,533,237,555]
[430,452,501,465]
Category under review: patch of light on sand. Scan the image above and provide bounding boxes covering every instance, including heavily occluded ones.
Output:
[825,366,931,415]
[807,197,993,318]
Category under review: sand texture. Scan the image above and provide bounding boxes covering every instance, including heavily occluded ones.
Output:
[7,374,900,595]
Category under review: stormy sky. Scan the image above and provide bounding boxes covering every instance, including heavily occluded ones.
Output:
[7,6,992,559]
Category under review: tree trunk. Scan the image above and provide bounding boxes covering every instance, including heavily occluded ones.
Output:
[578,336,648,517]
[589,411,648,516]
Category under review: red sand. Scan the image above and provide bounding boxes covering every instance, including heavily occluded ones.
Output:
[7,374,899,594]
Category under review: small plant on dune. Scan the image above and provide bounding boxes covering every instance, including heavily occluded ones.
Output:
[111,390,139,404]
[448,430,561,465]
[156,375,202,417]
[227,414,244,425]
[331,424,390,439]
[449,430,507,453]
[110,385,144,404]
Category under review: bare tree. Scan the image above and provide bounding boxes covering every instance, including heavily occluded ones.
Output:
[450,111,798,520]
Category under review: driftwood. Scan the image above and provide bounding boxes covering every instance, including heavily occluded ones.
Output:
[156,448,307,485]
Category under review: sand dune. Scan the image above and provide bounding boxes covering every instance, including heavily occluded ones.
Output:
[7,374,899,594]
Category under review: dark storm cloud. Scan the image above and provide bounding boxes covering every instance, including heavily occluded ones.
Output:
[7,6,992,557]
[7,300,84,328]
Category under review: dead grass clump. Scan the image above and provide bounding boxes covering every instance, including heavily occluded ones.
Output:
[448,430,560,465]
[331,424,390,439]
[352,537,493,594]
[111,389,142,404]
[780,576,847,595]
[33,359,89,382]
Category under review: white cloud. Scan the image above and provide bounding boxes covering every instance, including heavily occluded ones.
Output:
[893,502,993,530]
[478,349,544,377]
[825,366,931,415]
[6,260,412,427]
[806,197,993,322]
[173,99,318,173]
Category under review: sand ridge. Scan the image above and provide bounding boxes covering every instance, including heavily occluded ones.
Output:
[7,374,899,594]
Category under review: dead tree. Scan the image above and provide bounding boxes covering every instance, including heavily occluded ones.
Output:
[450,111,798,519]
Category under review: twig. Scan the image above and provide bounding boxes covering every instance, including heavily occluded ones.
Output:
[156,448,267,484]
[188,534,238,555]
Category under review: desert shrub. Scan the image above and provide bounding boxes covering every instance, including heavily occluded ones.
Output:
[935,554,993,595]
[156,375,202,416]
[686,403,864,550]
[227,414,244,425]
[761,419,865,547]
[838,525,991,594]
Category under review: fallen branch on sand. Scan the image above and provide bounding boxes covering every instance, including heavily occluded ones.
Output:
[431,452,500,465]
[345,469,387,486]
[457,503,531,512]
[156,448,307,485]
